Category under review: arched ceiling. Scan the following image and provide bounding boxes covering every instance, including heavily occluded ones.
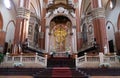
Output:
[12,0,42,18]
[80,0,109,14]
[10,0,110,20]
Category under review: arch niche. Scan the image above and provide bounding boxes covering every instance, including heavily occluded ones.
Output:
[49,16,72,53]
[106,21,115,52]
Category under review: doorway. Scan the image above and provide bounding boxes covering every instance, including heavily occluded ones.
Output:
[109,40,114,53]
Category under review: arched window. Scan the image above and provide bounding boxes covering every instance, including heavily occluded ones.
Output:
[0,12,3,30]
[109,0,116,9]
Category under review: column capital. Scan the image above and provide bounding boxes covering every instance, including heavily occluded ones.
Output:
[91,8,105,19]
[16,7,30,20]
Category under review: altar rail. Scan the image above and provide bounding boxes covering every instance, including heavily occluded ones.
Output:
[76,53,120,67]
[2,53,47,67]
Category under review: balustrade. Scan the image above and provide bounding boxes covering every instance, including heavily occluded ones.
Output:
[3,52,47,67]
[76,52,119,67]
[1,52,119,68]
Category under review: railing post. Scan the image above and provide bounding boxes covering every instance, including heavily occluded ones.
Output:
[84,53,87,63]
[75,54,78,67]
[35,53,38,63]
[114,52,119,63]
[45,54,47,67]
[5,52,9,62]
[20,52,23,63]
[99,52,104,64]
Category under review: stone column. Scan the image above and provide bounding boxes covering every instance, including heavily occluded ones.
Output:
[39,0,48,49]
[74,0,82,50]
[45,26,50,53]
[91,0,109,53]
[13,0,31,54]
[115,14,120,54]
[72,26,77,53]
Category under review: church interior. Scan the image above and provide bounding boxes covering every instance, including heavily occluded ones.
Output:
[0,0,120,78]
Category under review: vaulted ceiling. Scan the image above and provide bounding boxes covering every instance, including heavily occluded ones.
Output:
[11,0,42,18]
[10,0,110,20]
[80,0,109,14]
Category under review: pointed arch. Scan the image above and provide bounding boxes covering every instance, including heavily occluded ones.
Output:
[6,20,15,43]
[30,2,37,15]
[105,0,116,10]
[106,20,115,33]
[106,21,116,52]
[6,20,15,31]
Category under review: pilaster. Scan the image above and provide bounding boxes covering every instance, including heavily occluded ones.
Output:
[72,26,77,53]
[39,0,48,49]
[74,0,82,51]
[45,26,50,53]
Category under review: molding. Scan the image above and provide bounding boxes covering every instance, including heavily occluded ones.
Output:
[16,8,30,20]
[53,7,69,15]
[46,12,76,27]
[91,8,105,19]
